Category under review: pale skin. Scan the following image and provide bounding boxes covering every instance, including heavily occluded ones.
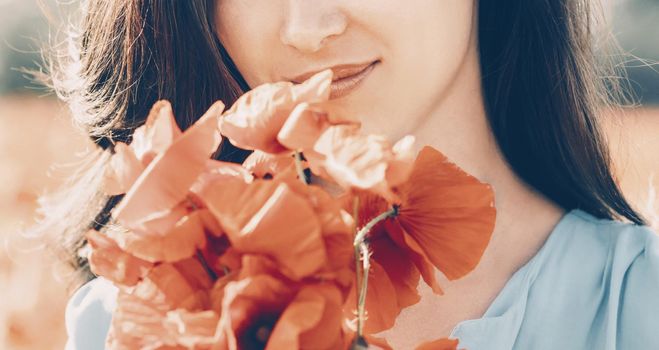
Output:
[214,0,565,347]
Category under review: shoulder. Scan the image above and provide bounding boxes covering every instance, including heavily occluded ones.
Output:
[533,209,654,287]
[65,277,118,350]
[532,209,659,348]
[610,218,659,348]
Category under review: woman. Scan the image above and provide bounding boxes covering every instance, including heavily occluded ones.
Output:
[48,0,658,349]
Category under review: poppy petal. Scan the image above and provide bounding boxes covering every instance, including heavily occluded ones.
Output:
[309,125,416,203]
[242,150,297,179]
[112,101,224,230]
[217,275,295,350]
[86,229,153,286]
[130,100,182,165]
[370,234,422,309]
[130,259,212,311]
[107,209,209,263]
[198,178,327,280]
[277,102,334,151]
[385,220,444,295]
[163,309,220,348]
[268,284,344,350]
[344,261,400,334]
[219,70,332,154]
[395,146,496,280]
[104,142,144,195]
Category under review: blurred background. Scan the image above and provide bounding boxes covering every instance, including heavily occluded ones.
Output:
[0,0,657,349]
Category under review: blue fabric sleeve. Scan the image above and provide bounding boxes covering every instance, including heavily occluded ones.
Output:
[617,227,659,349]
[64,277,117,350]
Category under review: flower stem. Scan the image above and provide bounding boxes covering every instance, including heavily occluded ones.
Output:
[352,205,398,336]
[357,241,370,335]
[196,250,218,281]
[353,206,398,248]
[294,151,308,184]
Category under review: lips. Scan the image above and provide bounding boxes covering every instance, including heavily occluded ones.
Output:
[289,60,380,99]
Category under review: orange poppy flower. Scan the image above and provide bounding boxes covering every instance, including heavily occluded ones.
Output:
[342,221,421,334]
[218,70,332,154]
[272,167,356,290]
[99,101,227,263]
[213,270,345,350]
[195,173,328,280]
[303,124,417,204]
[342,146,496,333]
[111,100,224,233]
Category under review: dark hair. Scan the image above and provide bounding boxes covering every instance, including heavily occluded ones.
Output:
[478,0,645,225]
[35,0,646,284]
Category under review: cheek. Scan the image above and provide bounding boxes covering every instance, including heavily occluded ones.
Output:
[361,0,476,136]
[393,1,476,103]
[214,1,280,87]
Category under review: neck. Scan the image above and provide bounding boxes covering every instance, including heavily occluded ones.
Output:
[409,36,565,288]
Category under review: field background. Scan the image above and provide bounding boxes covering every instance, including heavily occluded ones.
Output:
[0,0,657,349]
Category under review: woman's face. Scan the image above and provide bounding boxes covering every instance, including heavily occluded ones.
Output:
[214,0,477,140]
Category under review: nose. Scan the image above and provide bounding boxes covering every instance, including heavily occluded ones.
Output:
[279,1,347,53]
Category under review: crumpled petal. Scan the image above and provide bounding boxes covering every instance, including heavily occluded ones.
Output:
[369,235,421,311]
[393,146,496,281]
[277,102,356,151]
[385,220,444,295]
[273,168,355,288]
[308,124,416,203]
[86,229,153,286]
[268,283,345,350]
[215,272,345,350]
[103,100,182,196]
[104,142,144,195]
[112,101,225,232]
[215,274,295,350]
[105,292,171,350]
[163,309,220,349]
[106,208,210,263]
[131,100,183,165]
[218,70,332,154]
[242,150,297,179]
[106,292,220,350]
[130,259,213,311]
[343,261,399,334]
[197,176,327,280]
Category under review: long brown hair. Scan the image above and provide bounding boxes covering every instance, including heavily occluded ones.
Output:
[35,0,646,284]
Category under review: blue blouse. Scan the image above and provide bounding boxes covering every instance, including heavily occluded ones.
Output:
[65,209,659,349]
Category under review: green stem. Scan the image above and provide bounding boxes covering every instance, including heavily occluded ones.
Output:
[352,205,398,336]
[196,250,218,281]
[353,243,363,333]
[357,241,370,335]
[352,197,363,333]
[353,206,398,247]
[294,151,308,184]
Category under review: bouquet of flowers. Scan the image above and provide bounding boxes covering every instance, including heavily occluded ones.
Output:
[85,69,497,350]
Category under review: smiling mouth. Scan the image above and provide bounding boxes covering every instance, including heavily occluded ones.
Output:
[288,59,381,99]
[328,60,380,99]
